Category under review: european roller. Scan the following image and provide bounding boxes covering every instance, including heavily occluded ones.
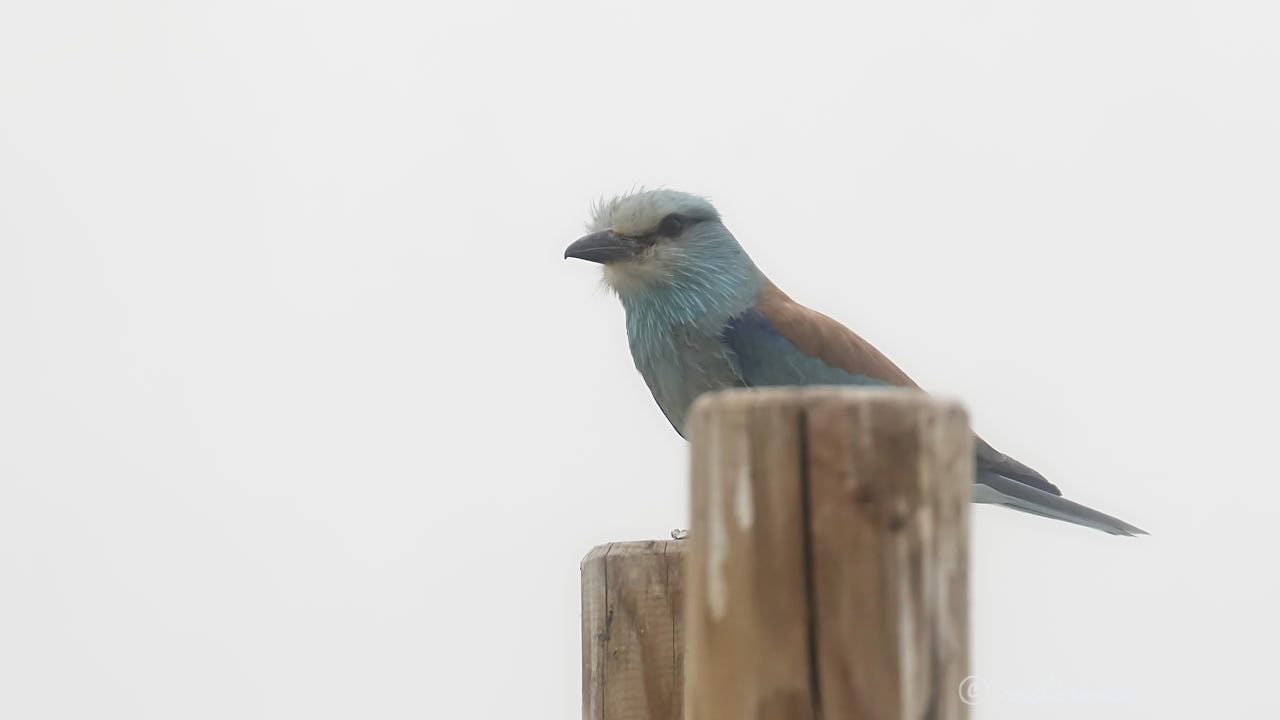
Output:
[565,188,1145,536]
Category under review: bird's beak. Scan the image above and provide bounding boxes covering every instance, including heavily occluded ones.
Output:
[564,230,642,264]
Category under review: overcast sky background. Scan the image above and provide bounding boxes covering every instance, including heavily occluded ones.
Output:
[2,1,1277,718]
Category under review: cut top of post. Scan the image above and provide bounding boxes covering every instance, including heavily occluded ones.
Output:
[689,386,967,429]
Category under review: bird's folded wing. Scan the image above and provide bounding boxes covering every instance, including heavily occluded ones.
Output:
[722,281,1064,497]
[721,281,917,388]
[975,437,1061,495]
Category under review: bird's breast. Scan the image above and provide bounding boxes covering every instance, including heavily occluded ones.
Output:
[629,323,744,435]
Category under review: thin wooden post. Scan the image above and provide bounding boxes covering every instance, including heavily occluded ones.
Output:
[581,540,687,720]
[684,388,972,720]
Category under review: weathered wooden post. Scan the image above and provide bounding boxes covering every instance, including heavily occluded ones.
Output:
[684,388,972,720]
[581,540,687,720]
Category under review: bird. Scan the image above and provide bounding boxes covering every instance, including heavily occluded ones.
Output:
[564,188,1145,536]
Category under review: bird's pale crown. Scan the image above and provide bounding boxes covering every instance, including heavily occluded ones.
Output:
[587,188,720,236]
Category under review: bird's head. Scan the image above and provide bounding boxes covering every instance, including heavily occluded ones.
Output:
[564,189,759,302]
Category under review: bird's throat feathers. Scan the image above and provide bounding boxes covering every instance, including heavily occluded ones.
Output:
[607,229,765,351]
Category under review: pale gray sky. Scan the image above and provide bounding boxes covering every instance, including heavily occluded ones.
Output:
[2,1,1277,718]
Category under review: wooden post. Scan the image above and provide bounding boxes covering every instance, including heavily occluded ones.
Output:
[684,388,972,720]
[581,540,687,720]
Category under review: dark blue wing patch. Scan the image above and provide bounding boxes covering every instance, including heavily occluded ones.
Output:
[721,308,892,388]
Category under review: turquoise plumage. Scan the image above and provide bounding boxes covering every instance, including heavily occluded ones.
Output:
[566,189,1144,535]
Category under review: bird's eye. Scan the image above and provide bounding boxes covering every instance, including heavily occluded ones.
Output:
[657,214,685,237]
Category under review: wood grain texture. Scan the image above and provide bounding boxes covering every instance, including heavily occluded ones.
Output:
[581,540,687,720]
[684,391,817,720]
[685,387,971,720]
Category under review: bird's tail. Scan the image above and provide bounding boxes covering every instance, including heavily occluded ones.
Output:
[974,471,1147,536]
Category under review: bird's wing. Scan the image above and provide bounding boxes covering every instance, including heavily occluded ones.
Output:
[723,281,1064,496]
[975,437,1061,495]
[721,281,917,388]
